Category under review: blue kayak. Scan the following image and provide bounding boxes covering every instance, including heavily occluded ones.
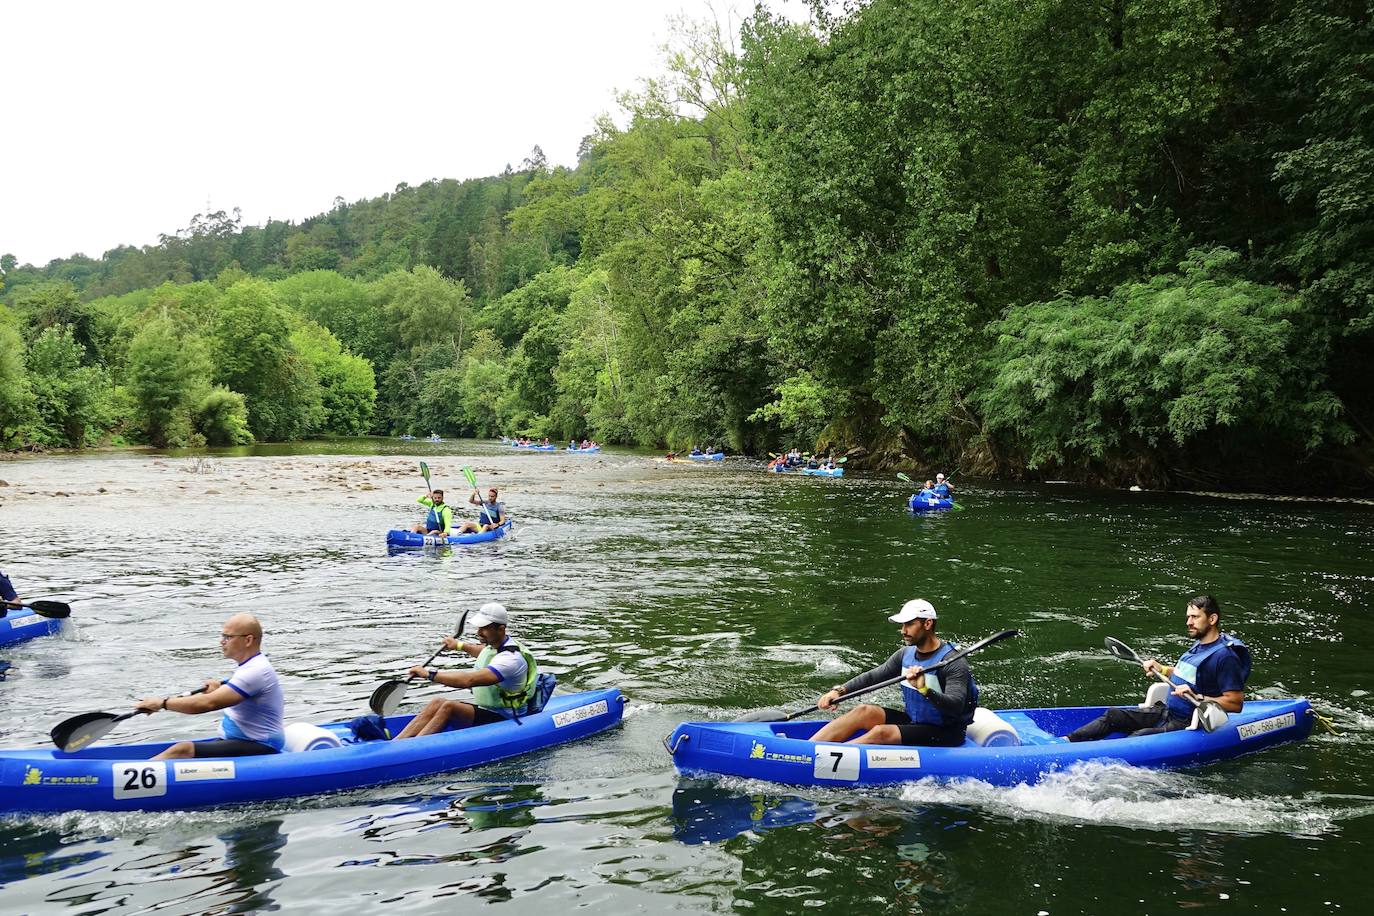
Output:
[801,467,844,477]
[909,495,954,512]
[511,443,558,451]
[0,608,64,648]
[0,689,624,813]
[689,453,724,462]
[665,699,1314,788]
[386,521,511,548]
[566,446,601,453]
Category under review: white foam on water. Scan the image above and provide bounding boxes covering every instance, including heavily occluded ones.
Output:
[898,760,1374,835]
[622,701,660,720]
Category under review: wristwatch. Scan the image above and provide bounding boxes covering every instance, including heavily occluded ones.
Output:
[427,668,438,682]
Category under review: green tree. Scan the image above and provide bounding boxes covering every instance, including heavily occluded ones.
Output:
[125,318,215,447]
[289,321,377,434]
[24,325,117,447]
[0,317,35,446]
[212,279,324,440]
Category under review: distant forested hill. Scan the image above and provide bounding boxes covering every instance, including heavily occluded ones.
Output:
[3,2,1371,494]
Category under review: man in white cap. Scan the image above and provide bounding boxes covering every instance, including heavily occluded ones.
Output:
[808,599,979,747]
[932,473,952,499]
[393,602,541,740]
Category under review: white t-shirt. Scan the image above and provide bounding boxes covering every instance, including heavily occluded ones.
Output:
[485,638,529,693]
[220,653,285,744]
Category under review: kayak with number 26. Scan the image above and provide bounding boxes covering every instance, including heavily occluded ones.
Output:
[0,688,624,813]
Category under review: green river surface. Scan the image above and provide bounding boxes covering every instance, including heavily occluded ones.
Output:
[1,439,1371,914]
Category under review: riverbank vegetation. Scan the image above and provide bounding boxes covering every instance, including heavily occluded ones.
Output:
[2,1,1370,492]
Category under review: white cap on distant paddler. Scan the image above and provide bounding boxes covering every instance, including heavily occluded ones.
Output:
[471,602,509,628]
[936,473,946,480]
[890,598,937,622]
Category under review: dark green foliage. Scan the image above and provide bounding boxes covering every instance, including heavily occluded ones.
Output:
[979,249,1348,472]
[3,4,1371,490]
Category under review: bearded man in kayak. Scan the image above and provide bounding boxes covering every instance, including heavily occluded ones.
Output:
[394,603,540,739]
[809,599,978,747]
[457,487,506,534]
[1068,595,1249,741]
[134,613,285,759]
[411,489,453,536]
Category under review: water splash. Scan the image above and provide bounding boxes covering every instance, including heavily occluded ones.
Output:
[898,760,1374,835]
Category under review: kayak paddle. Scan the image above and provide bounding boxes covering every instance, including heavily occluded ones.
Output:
[2,599,71,619]
[461,465,495,528]
[51,687,208,752]
[369,611,469,716]
[1103,636,1228,733]
[739,629,1021,722]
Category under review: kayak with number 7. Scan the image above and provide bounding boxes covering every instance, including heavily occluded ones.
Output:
[666,597,1316,788]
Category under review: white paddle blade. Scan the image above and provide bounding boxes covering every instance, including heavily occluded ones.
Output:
[1197,700,1229,733]
[369,680,408,717]
[1103,637,1141,663]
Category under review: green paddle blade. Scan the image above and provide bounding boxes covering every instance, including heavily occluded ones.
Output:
[897,472,912,483]
[461,466,478,489]
[419,461,431,487]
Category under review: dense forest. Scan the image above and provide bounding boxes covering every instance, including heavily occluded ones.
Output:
[2,1,1371,493]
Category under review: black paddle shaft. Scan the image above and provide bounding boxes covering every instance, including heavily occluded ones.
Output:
[780,628,1021,721]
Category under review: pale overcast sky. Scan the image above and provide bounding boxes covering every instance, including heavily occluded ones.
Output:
[2,0,806,267]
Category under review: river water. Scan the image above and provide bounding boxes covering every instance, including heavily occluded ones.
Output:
[1,439,1371,914]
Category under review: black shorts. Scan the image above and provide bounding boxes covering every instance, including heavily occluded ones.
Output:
[881,707,967,747]
[471,706,513,726]
[191,738,280,758]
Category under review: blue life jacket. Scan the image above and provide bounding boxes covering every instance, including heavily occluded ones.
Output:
[426,505,447,531]
[933,483,950,498]
[900,641,979,727]
[1166,634,1251,720]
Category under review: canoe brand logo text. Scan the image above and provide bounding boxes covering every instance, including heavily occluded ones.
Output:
[22,766,98,787]
[748,741,812,764]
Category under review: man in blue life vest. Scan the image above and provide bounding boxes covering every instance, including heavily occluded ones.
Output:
[410,489,453,536]
[457,486,506,534]
[1,568,20,614]
[393,602,540,739]
[808,599,978,747]
[134,613,285,759]
[1067,595,1250,741]
[932,473,952,498]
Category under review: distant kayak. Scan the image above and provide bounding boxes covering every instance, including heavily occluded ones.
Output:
[566,446,601,453]
[1,688,624,813]
[909,495,954,512]
[386,521,512,548]
[801,467,844,477]
[689,453,724,462]
[0,607,64,648]
[510,443,558,451]
[666,698,1315,788]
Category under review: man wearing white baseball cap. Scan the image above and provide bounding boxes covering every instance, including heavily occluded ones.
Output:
[394,602,544,740]
[809,598,979,747]
[932,473,953,499]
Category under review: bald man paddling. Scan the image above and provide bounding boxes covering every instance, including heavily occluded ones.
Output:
[134,613,285,760]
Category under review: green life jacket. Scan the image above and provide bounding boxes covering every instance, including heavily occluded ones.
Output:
[472,639,539,714]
